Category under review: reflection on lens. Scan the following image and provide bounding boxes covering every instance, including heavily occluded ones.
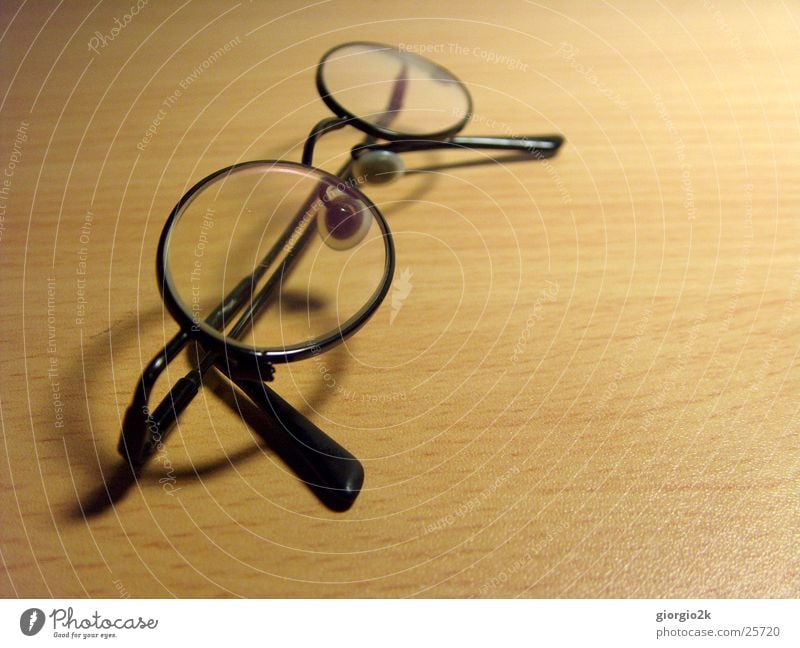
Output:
[319,42,472,138]
[162,161,392,357]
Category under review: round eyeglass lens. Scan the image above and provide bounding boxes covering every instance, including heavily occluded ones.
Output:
[318,42,472,139]
[162,161,393,358]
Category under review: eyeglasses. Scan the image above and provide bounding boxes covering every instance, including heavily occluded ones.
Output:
[119,41,564,510]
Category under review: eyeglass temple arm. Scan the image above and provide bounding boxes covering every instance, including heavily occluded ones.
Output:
[356,134,565,159]
[120,294,364,510]
[122,348,363,509]
[119,267,268,465]
[120,329,189,463]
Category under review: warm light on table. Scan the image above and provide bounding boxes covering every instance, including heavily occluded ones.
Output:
[1,1,798,597]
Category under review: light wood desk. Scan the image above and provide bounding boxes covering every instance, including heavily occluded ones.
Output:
[1,1,798,597]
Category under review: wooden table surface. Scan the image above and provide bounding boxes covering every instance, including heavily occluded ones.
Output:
[1,0,798,598]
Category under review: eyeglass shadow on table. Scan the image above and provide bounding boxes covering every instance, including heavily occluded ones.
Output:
[118,41,566,511]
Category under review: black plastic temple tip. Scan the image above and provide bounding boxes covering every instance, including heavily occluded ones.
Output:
[529,135,565,159]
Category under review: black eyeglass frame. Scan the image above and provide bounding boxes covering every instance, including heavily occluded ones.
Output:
[118,40,565,511]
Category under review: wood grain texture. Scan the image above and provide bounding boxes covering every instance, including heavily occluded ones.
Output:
[1,0,798,598]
